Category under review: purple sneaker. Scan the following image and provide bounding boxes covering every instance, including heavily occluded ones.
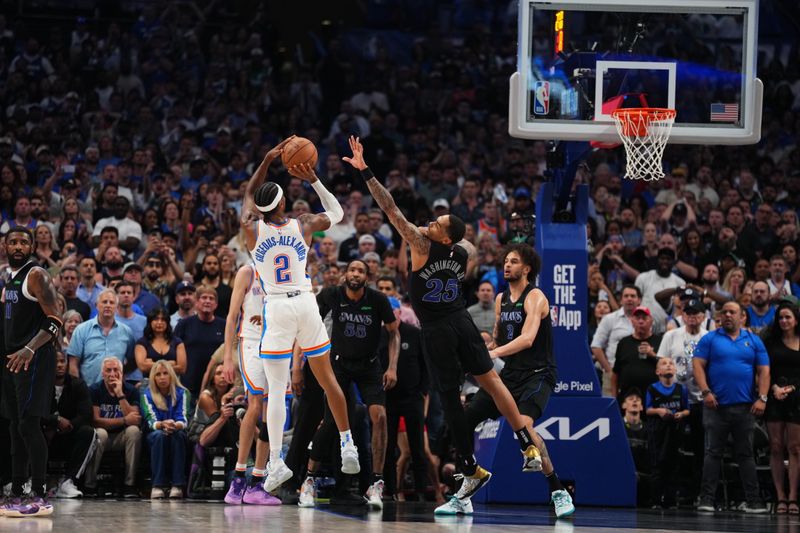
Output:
[243,484,281,506]
[225,477,247,505]
[5,496,53,518]
[0,497,21,516]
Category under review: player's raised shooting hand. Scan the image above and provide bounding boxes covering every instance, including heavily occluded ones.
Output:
[266,135,296,160]
[288,162,318,183]
[342,135,367,171]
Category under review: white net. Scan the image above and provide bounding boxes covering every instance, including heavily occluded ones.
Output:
[612,109,676,181]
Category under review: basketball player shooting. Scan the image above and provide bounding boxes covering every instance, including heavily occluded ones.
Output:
[343,136,544,514]
[241,137,360,493]
[2,227,62,517]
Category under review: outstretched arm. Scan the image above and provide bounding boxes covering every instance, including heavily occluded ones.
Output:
[342,135,429,256]
[289,163,344,238]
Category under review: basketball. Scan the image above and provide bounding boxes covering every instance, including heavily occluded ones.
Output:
[281,137,318,168]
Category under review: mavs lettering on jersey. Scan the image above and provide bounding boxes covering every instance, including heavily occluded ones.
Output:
[254,235,307,263]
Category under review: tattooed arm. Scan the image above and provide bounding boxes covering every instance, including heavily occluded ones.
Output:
[342,136,430,258]
[7,267,63,373]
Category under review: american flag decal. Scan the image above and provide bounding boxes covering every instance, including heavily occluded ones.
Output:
[710,103,739,122]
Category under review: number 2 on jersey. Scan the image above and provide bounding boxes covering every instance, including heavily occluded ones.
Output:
[274,254,292,284]
[422,278,459,303]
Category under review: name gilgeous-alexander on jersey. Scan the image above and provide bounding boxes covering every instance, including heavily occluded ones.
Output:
[251,218,312,295]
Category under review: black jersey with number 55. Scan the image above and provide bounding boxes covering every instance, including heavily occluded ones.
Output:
[409,241,468,324]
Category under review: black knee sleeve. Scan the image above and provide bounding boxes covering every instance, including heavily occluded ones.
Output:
[257,420,269,442]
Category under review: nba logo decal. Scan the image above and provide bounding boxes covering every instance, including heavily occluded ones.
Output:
[550,305,558,326]
[533,81,550,116]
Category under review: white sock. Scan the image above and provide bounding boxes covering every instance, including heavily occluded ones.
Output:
[235,462,248,471]
[253,468,266,477]
[340,430,353,447]
[270,449,282,465]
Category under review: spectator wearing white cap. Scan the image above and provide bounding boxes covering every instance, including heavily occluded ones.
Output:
[362,251,381,288]
[337,212,386,262]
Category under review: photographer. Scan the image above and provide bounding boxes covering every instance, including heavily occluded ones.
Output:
[196,362,240,449]
[137,232,184,304]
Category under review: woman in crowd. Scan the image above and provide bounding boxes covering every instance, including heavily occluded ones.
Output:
[589,300,612,343]
[763,302,800,515]
[678,228,705,281]
[135,308,187,376]
[34,224,60,270]
[219,252,237,287]
[61,309,83,350]
[722,267,748,302]
[141,360,191,499]
[196,361,239,449]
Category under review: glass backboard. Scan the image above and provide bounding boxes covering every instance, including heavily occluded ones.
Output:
[509,0,762,145]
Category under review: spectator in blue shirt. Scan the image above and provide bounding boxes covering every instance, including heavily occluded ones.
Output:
[84,357,142,498]
[693,300,771,513]
[122,263,162,315]
[746,281,776,335]
[140,360,190,499]
[67,289,136,386]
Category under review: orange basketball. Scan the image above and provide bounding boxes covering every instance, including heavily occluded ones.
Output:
[281,137,318,168]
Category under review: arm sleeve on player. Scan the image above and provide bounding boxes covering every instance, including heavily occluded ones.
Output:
[311,179,343,225]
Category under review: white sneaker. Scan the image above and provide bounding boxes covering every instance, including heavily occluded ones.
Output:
[168,486,183,499]
[298,477,316,508]
[56,479,83,499]
[551,489,575,518]
[2,483,10,497]
[341,442,360,474]
[366,479,384,509]
[434,496,474,515]
[150,487,166,500]
[453,466,492,499]
[263,460,293,493]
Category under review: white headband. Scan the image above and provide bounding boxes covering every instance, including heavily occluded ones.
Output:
[255,185,283,213]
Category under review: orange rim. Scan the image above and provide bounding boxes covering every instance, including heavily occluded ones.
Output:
[612,108,676,137]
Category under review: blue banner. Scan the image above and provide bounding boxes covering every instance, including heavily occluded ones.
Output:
[473,396,636,506]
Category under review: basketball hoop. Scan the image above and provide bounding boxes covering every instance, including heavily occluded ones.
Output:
[612,108,676,181]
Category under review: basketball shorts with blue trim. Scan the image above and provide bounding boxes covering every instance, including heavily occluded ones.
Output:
[239,337,268,396]
[259,292,330,360]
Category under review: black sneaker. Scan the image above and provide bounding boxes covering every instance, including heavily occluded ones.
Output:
[121,485,140,499]
[330,491,368,506]
[743,501,768,514]
[696,498,715,512]
[82,485,98,498]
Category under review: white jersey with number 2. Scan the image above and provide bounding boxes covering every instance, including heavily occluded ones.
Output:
[250,218,311,295]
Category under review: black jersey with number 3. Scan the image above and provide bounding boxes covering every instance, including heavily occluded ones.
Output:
[3,261,46,353]
[317,286,396,360]
[498,284,556,379]
[409,241,468,324]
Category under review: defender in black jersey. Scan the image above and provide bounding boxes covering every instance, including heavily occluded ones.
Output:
[302,259,400,509]
[1,227,62,516]
[465,243,574,517]
[344,136,540,515]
